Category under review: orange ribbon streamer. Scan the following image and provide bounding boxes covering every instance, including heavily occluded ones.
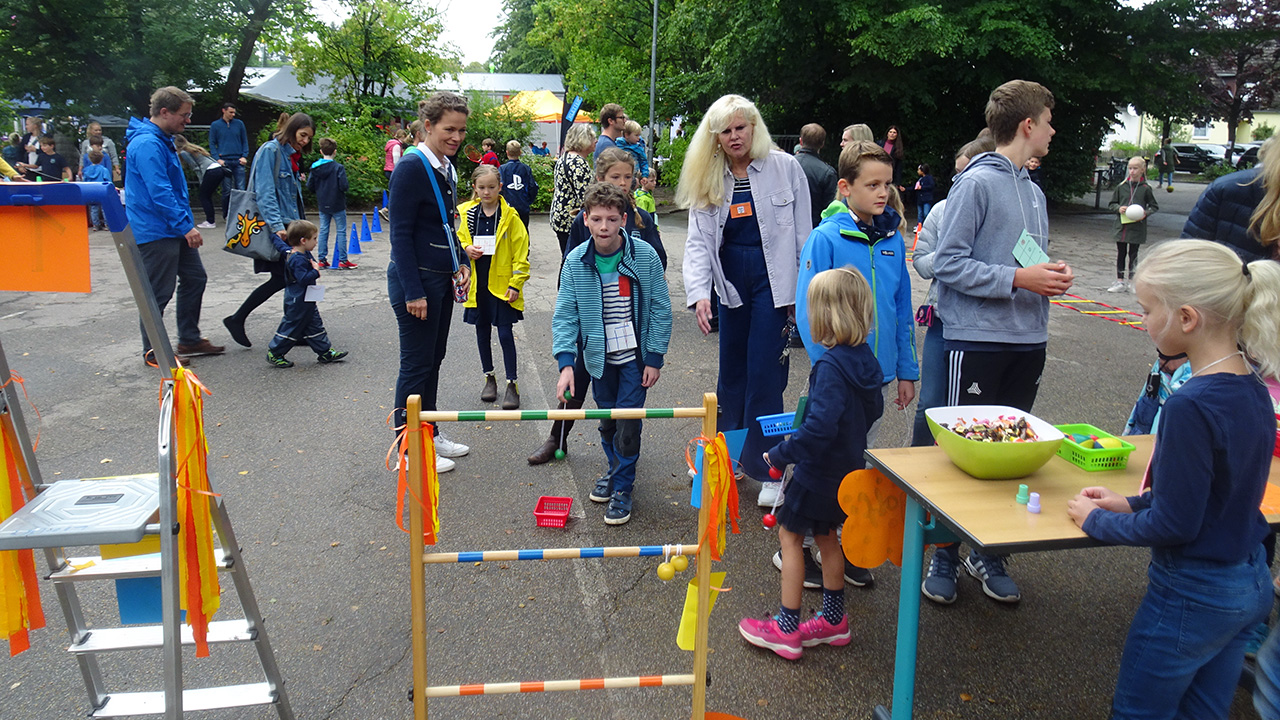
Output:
[171,368,220,657]
[0,411,44,655]
[688,434,740,561]
[394,420,440,545]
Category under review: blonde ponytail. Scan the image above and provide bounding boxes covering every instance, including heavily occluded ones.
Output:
[1248,137,1279,250]
[1242,257,1280,378]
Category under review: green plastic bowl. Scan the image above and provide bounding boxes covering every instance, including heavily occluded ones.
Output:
[925,405,1065,480]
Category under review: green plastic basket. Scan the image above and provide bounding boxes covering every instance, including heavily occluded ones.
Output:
[1054,423,1136,471]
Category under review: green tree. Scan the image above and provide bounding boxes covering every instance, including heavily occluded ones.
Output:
[291,0,456,106]
[490,0,564,74]
[661,0,1166,200]
[0,0,229,114]
[218,0,315,105]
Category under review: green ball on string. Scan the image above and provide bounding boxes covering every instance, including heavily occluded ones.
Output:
[554,449,565,460]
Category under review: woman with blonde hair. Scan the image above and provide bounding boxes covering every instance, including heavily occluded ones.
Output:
[549,123,596,255]
[678,94,812,504]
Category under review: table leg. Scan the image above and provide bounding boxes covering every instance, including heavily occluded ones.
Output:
[873,495,925,720]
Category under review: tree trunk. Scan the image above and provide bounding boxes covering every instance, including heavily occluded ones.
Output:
[223,0,276,106]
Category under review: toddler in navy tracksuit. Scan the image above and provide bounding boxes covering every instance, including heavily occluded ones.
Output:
[266,220,349,368]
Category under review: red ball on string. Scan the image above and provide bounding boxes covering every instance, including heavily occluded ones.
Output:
[768,466,782,480]
[762,513,777,529]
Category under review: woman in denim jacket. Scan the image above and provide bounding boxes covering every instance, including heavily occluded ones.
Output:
[677,94,812,503]
[223,112,314,348]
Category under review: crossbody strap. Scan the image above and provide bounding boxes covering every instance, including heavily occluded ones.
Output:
[406,146,461,273]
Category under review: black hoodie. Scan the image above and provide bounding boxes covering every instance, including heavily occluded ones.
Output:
[306,157,348,214]
[769,342,884,497]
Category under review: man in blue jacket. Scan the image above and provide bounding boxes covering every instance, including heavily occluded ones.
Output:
[125,86,224,365]
[209,103,250,211]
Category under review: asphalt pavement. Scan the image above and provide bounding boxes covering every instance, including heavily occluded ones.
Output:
[2,179,1267,719]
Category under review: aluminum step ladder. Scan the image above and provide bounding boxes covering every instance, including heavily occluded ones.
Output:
[0,183,293,719]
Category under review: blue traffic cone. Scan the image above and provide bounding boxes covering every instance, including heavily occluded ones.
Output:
[370,207,382,233]
[348,223,362,255]
[382,190,389,208]
[361,213,372,244]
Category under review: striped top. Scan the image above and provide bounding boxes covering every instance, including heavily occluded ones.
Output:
[723,175,761,247]
[597,249,636,365]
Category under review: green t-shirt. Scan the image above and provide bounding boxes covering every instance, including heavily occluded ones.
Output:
[594,246,623,274]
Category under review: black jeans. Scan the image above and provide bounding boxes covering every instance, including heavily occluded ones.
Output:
[136,237,207,352]
[389,267,455,433]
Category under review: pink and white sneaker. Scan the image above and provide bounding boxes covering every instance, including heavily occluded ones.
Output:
[738,616,802,660]
[798,612,851,647]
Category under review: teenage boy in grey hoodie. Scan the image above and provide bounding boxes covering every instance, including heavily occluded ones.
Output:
[927,80,1074,606]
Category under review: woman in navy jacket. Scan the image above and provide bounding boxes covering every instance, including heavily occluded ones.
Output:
[388,92,473,472]
[223,113,313,347]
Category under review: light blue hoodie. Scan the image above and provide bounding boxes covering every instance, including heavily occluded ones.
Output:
[795,200,919,385]
[933,151,1051,344]
[124,117,193,245]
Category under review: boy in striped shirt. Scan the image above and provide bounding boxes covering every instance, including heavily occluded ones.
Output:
[553,182,673,525]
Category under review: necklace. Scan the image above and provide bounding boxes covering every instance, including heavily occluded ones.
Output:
[1191,351,1245,378]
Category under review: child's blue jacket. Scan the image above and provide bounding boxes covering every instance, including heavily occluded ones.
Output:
[795,200,919,385]
[553,233,671,379]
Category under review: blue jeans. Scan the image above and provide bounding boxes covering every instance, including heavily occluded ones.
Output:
[318,210,348,264]
[1113,545,1272,720]
[89,204,104,227]
[591,358,648,496]
[1159,171,1174,187]
[717,243,789,481]
[910,315,946,446]
[136,237,207,353]
[389,266,455,434]
[917,202,932,223]
[1256,616,1280,719]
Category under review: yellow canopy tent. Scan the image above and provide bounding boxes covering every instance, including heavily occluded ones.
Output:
[497,90,594,123]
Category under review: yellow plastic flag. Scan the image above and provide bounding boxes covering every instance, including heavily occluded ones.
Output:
[0,417,44,655]
[171,368,220,657]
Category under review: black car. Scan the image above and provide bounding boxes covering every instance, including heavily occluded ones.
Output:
[1235,145,1261,170]
[1170,143,1220,173]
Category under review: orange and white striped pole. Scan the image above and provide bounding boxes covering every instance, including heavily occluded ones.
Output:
[424,674,695,698]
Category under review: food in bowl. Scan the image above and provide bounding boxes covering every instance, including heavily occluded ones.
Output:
[939,416,1039,443]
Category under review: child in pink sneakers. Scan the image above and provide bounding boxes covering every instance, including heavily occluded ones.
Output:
[738,267,885,660]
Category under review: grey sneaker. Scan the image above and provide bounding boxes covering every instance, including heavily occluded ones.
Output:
[922,548,959,604]
[772,548,823,590]
[812,548,874,587]
[964,550,1021,603]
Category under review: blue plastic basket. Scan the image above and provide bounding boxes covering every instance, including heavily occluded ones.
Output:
[757,412,797,437]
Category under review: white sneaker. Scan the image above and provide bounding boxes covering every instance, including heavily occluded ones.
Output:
[196,221,216,229]
[1106,280,1126,293]
[434,436,470,458]
[436,456,456,473]
[757,481,783,508]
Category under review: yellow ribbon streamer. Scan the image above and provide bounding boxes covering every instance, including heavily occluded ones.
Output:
[0,414,44,655]
[171,367,220,657]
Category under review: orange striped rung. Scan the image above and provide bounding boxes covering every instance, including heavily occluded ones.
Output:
[424,673,696,697]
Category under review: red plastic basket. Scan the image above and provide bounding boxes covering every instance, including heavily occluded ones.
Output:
[534,496,573,528]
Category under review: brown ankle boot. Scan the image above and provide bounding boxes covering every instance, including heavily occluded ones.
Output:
[528,434,560,465]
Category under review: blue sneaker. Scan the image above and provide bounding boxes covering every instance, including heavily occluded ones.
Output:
[604,491,632,525]
[922,548,959,604]
[589,475,613,503]
[1246,622,1271,660]
[964,550,1020,603]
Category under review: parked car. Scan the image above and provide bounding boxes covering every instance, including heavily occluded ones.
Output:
[1170,143,1221,173]
[1196,143,1229,162]
[1235,144,1262,170]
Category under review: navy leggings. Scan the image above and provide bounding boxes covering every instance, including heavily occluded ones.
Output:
[476,323,517,380]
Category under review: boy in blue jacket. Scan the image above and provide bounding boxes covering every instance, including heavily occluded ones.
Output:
[553,182,672,526]
[793,140,918,588]
[306,137,351,269]
[266,220,349,368]
[81,147,113,230]
[499,140,538,230]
